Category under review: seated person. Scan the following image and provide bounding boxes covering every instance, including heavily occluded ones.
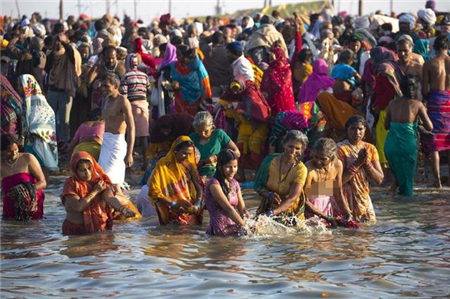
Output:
[331,49,361,104]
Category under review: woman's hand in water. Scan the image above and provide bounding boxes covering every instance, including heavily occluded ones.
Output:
[119,206,136,218]
[93,180,107,193]
[176,200,193,211]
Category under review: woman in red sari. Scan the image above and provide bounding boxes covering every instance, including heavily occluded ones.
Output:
[261,46,297,115]
[61,151,136,235]
[1,134,46,220]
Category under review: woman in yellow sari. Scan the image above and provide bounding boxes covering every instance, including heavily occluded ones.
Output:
[255,130,308,225]
[148,136,203,225]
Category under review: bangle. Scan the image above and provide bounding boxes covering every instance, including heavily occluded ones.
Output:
[365,162,374,170]
[170,201,177,209]
[326,216,334,222]
[347,212,353,219]
[349,165,358,175]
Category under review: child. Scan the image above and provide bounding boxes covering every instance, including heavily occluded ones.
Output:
[304,138,356,227]
[331,49,361,88]
[204,149,250,236]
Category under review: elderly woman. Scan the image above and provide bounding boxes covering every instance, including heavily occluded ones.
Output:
[1,134,47,220]
[61,151,138,235]
[337,116,384,223]
[254,130,309,224]
[189,111,239,179]
[148,136,204,225]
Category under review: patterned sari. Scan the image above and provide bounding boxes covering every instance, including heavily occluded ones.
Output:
[148,136,202,225]
[19,74,58,171]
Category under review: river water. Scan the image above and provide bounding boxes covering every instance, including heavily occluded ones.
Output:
[1,177,449,298]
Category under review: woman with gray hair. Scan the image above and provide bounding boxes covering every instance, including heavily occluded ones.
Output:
[254,130,309,225]
[189,111,239,179]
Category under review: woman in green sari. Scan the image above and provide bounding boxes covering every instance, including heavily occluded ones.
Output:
[384,75,433,196]
[255,130,308,225]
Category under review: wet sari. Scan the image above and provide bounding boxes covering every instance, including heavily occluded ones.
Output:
[148,136,202,225]
[1,75,23,136]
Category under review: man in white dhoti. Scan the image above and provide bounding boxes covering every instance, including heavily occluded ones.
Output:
[98,73,135,192]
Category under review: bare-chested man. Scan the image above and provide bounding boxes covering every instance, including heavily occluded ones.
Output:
[396,37,423,100]
[422,35,450,188]
[98,73,135,192]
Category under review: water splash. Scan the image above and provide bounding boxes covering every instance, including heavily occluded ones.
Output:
[240,215,331,240]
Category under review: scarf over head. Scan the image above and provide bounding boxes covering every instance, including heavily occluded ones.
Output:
[158,42,177,71]
[370,46,402,96]
[413,39,431,61]
[298,59,335,103]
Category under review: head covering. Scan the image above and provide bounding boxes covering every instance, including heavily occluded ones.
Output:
[1,39,9,50]
[1,75,23,135]
[398,34,414,45]
[154,34,168,44]
[227,41,243,56]
[413,39,431,61]
[159,42,177,70]
[32,23,46,37]
[160,13,171,27]
[298,59,335,103]
[21,18,30,27]
[355,16,370,29]
[194,22,203,35]
[399,14,416,29]
[125,53,138,72]
[439,14,450,26]
[370,46,402,95]
[170,29,183,37]
[379,35,394,44]
[62,151,113,234]
[260,15,275,25]
[418,8,437,25]
[92,37,104,55]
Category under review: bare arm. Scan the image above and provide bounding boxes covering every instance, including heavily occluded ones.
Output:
[27,154,47,190]
[366,160,384,185]
[122,96,135,168]
[226,140,241,158]
[189,165,203,203]
[210,183,245,226]
[334,160,351,217]
[273,182,303,216]
[85,57,101,84]
[418,102,433,131]
[421,62,430,101]
[236,187,251,218]
[63,181,106,212]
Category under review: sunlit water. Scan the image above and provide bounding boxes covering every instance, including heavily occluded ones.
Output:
[1,177,450,298]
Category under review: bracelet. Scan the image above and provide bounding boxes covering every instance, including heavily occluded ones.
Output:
[265,210,274,217]
[349,165,358,175]
[266,191,273,200]
[326,216,334,222]
[195,201,201,208]
[347,212,353,219]
[170,201,177,209]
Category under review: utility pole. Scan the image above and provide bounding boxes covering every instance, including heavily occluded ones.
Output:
[106,0,110,15]
[76,0,81,16]
[15,0,21,19]
[390,0,394,15]
[358,0,363,16]
[134,0,137,20]
[169,0,172,15]
[216,0,220,15]
[60,0,64,21]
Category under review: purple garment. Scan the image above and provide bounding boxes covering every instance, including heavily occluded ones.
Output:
[158,43,177,71]
[205,178,241,236]
[298,59,334,103]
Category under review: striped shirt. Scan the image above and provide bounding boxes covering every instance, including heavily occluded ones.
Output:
[119,69,151,101]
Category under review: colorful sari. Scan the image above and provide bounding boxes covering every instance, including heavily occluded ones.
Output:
[1,75,23,136]
[427,90,450,152]
[385,122,418,196]
[337,140,378,222]
[2,172,45,220]
[413,39,431,62]
[19,74,58,171]
[61,152,114,235]
[269,111,309,146]
[171,56,212,116]
[261,47,296,114]
[255,154,307,223]
[298,59,335,103]
[148,136,202,225]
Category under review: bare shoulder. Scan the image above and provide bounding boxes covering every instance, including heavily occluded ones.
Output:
[334,158,343,170]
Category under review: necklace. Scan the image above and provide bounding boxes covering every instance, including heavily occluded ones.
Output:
[3,156,19,168]
[278,154,294,188]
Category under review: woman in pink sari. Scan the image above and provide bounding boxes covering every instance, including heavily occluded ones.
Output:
[298,58,335,103]
[261,47,296,115]
[1,134,47,220]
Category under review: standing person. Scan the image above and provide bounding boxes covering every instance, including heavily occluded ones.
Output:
[226,41,254,82]
[370,47,403,175]
[338,116,384,223]
[148,136,203,226]
[205,149,251,236]
[61,151,136,235]
[1,75,23,137]
[98,73,135,192]
[422,35,450,188]
[396,37,423,84]
[261,47,297,115]
[1,134,47,220]
[119,53,151,166]
[254,130,309,225]
[189,111,240,180]
[298,59,335,103]
[170,45,212,116]
[385,75,433,196]
[45,33,81,150]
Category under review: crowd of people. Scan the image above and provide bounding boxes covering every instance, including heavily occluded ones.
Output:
[1,0,449,236]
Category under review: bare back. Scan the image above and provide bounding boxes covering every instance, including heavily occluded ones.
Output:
[387,98,422,123]
[423,55,450,93]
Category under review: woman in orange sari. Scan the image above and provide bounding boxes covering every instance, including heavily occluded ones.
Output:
[148,136,203,225]
[61,151,137,235]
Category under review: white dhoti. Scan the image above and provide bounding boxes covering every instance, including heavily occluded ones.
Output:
[98,132,127,185]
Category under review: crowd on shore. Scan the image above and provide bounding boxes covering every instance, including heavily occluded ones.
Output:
[0,0,449,236]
